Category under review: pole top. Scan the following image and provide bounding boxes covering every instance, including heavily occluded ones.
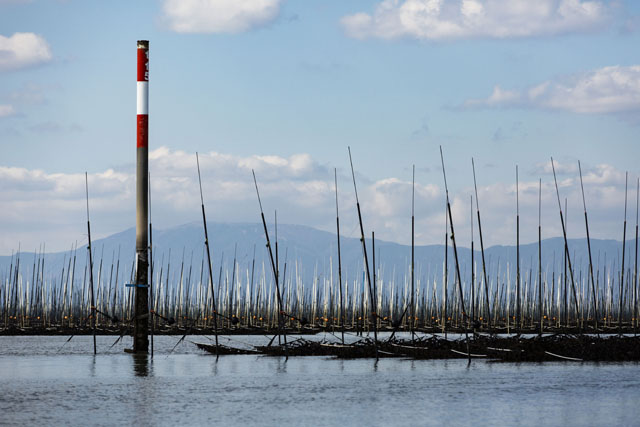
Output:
[137,40,149,49]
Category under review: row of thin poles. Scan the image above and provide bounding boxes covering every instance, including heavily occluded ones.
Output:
[2,238,639,331]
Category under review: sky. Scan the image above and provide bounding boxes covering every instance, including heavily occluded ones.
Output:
[0,0,639,254]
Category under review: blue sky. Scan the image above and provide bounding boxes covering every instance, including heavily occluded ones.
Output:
[1,0,639,253]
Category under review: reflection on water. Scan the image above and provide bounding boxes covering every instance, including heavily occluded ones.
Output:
[276,357,287,374]
[133,353,150,377]
[90,355,97,377]
[0,335,639,426]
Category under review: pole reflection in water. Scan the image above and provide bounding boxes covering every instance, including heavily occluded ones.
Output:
[276,358,287,374]
[133,353,150,377]
[90,355,96,377]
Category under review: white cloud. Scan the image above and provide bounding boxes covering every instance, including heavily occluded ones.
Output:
[532,159,579,176]
[341,0,609,40]
[0,147,634,255]
[464,65,640,114]
[0,104,15,117]
[0,32,52,72]
[465,85,521,108]
[463,162,633,246]
[162,0,282,34]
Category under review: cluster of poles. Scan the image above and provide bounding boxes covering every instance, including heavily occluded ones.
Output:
[2,150,639,345]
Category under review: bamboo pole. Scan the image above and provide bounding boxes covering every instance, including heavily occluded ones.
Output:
[85,173,96,355]
[347,147,378,359]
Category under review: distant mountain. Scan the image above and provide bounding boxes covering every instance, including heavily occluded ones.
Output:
[0,222,633,293]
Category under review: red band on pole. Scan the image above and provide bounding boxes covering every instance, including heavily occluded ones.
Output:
[137,41,148,149]
[137,48,148,82]
[137,115,148,148]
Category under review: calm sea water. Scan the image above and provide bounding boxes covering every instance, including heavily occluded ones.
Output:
[1,333,639,426]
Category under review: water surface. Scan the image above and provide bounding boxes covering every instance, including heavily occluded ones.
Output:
[1,334,638,426]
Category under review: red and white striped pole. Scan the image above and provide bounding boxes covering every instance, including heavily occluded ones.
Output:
[133,40,149,353]
[137,40,149,151]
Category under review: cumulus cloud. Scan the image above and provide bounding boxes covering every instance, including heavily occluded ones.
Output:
[162,0,282,33]
[0,32,52,72]
[0,147,633,253]
[464,65,640,114]
[0,148,435,252]
[464,162,632,246]
[0,149,340,252]
[532,159,579,177]
[341,0,609,40]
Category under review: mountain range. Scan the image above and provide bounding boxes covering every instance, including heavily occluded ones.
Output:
[0,222,633,291]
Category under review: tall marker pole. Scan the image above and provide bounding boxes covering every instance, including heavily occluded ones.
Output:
[133,40,150,353]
